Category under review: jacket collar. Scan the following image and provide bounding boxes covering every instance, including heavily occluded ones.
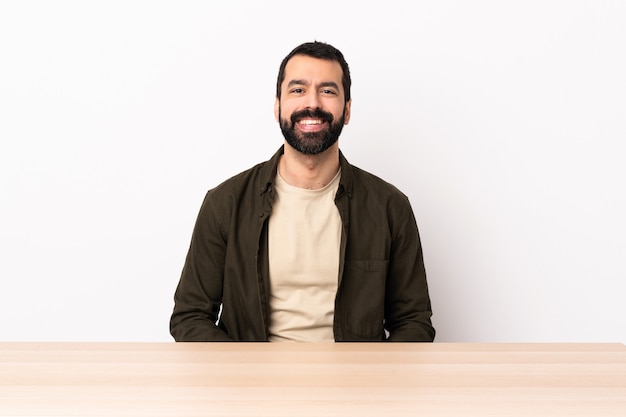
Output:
[259,145,353,198]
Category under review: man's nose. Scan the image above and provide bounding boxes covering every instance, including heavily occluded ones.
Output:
[304,91,321,109]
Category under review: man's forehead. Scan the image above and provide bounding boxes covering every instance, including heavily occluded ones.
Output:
[283,55,343,81]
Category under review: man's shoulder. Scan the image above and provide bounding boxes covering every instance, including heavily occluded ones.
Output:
[344,162,417,223]
[205,147,282,197]
[348,163,409,201]
[207,160,270,196]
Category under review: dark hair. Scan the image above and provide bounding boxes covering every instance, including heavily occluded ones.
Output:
[276,41,351,103]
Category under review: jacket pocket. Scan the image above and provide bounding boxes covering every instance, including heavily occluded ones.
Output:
[341,259,388,340]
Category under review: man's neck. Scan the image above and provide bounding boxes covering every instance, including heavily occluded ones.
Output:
[278,142,340,190]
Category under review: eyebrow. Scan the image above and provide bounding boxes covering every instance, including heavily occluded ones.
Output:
[287,80,340,90]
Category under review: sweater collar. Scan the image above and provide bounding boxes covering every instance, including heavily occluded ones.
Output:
[260,145,353,198]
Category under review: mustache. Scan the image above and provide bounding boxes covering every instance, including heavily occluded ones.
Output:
[290,109,334,124]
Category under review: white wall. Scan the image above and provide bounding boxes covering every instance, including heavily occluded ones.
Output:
[1,1,624,343]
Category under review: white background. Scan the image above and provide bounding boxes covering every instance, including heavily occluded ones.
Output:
[1,1,624,343]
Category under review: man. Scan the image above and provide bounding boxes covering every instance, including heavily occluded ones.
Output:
[170,41,435,342]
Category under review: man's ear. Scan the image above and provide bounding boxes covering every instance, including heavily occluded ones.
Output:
[274,98,280,122]
[343,99,352,125]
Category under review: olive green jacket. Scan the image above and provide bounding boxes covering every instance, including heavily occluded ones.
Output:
[170,146,435,342]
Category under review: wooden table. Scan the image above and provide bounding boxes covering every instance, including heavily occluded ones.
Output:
[1,342,625,416]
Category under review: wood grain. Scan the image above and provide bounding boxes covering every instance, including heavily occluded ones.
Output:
[1,342,625,416]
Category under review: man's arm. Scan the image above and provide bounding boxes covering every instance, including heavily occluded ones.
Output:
[170,191,232,341]
[384,195,435,342]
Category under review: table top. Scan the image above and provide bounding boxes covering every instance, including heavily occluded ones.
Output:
[1,342,625,416]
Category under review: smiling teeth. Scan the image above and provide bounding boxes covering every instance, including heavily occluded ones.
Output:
[299,119,323,125]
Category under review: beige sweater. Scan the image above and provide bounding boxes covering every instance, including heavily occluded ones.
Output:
[267,170,342,342]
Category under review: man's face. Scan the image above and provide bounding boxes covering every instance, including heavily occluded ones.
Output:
[275,55,351,155]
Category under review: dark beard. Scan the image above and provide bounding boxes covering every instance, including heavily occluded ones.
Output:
[279,107,345,155]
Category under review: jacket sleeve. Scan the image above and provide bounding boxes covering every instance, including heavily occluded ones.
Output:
[384,195,435,342]
[170,191,233,341]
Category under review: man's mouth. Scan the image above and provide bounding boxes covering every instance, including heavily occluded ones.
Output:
[289,109,333,133]
[295,117,328,132]
[298,118,324,125]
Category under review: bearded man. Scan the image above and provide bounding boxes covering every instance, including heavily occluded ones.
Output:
[170,41,435,342]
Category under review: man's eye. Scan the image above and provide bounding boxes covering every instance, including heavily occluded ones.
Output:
[321,89,336,95]
[291,88,304,94]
